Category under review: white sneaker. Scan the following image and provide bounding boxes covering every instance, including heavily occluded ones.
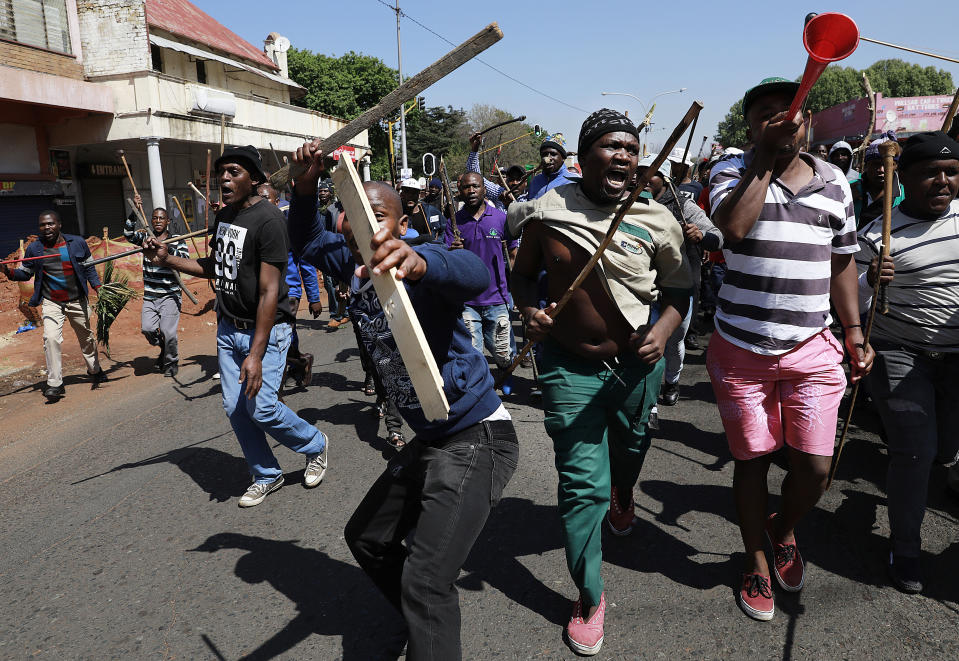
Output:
[213,372,220,380]
[238,475,284,507]
[304,434,328,488]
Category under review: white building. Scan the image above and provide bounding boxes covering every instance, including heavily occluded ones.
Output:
[0,0,368,253]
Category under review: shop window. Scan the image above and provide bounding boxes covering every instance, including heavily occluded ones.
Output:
[0,0,72,54]
[151,44,163,72]
[196,59,207,84]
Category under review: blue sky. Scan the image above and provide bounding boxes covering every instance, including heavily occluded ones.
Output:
[194,0,959,157]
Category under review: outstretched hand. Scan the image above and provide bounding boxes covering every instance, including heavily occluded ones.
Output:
[469,132,483,152]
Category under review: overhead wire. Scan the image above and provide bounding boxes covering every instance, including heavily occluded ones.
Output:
[373,0,586,113]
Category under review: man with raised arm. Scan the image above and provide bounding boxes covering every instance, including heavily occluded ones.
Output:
[509,108,691,655]
[288,141,518,661]
[707,77,873,622]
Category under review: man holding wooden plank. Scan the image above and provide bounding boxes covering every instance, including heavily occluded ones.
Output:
[288,141,517,661]
[509,109,691,656]
[143,146,329,508]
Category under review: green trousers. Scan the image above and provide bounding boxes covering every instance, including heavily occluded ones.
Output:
[539,339,664,607]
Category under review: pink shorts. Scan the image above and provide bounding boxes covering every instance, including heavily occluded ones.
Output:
[706,329,846,461]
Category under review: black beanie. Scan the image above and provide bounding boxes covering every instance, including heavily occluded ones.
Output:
[898,131,959,171]
[578,108,639,157]
[215,145,267,184]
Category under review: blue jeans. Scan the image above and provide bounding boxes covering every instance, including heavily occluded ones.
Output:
[324,274,345,320]
[462,304,515,369]
[217,318,326,483]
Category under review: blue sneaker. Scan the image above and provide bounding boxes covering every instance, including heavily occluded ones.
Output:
[500,375,513,396]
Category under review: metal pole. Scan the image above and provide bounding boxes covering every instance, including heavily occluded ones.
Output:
[145,138,166,210]
[395,1,408,176]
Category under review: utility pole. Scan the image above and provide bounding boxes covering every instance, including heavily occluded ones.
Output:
[394,2,409,178]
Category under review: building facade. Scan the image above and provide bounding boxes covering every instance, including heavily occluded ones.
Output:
[0,0,368,255]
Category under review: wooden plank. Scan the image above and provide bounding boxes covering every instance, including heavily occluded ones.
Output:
[332,157,451,421]
[270,22,503,189]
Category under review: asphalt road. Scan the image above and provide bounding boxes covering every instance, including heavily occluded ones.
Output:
[1,316,956,660]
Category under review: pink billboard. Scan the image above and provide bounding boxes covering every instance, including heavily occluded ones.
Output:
[811,93,956,144]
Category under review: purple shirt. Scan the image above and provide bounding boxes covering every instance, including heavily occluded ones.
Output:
[446,202,518,307]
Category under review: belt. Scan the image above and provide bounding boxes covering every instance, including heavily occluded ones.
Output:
[871,338,957,362]
[220,314,256,330]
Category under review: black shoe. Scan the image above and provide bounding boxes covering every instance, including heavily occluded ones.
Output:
[684,334,701,350]
[44,385,65,400]
[888,553,923,594]
[163,363,178,378]
[90,369,107,387]
[660,382,680,406]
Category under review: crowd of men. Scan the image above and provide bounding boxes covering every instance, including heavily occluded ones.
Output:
[3,74,958,659]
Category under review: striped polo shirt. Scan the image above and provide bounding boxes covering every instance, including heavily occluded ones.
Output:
[856,199,959,353]
[709,152,858,355]
[123,216,190,300]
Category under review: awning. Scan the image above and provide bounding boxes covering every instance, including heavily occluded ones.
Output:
[149,33,304,90]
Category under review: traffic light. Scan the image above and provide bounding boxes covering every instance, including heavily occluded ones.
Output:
[534,124,541,136]
[416,96,426,111]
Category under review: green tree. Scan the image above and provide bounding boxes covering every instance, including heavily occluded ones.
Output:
[804,65,863,113]
[466,104,542,179]
[404,104,469,179]
[715,99,748,148]
[863,59,954,98]
[287,48,398,181]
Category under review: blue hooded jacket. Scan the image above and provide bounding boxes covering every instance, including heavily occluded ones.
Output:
[288,192,501,441]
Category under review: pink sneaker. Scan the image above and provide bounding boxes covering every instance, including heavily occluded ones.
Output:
[738,573,774,621]
[765,513,804,592]
[607,486,636,536]
[566,592,605,656]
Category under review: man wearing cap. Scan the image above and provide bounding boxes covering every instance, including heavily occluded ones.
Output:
[509,109,691,655]
[828,140,859,183]
[855,130,959,594]
[852,132,905,228]
[143,145,329,508]
[528,133,579,200]
[424,177,443,207]
[708,77,873,622]
[635,154,722,408]
[400,178,444,242]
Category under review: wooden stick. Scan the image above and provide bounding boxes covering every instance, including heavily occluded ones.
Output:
[187,181,207,202]
[496,101,704,385]
[270,22,504,190]
[172,195,206,258]
[827,140,900,489]
[127,198,200,304]
[680,112,699,165]
[118,151,146,220]
[494,166,517,204]
[942,86,959,132]
[877,141,899,314]
[332,156,450,421]
[205,148,212,253]
[804,109,813,153]
[83,227,209,267]
[438,157,460,239]
[478,115,526,135]
[860,36,959,65]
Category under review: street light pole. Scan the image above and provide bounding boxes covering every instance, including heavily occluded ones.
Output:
[601,88,686,155]
[395,1,409,177]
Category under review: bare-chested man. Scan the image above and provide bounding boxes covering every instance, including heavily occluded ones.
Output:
[508,109,692,656]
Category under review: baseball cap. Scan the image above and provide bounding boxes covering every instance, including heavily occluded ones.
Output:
[399,178,421,190]
[742,77,800,119]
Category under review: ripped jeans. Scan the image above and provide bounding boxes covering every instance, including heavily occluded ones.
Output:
[462,304,515,369]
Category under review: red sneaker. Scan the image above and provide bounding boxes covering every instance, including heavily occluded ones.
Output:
[765,513,805,592]
[607,486,636,536]
[738,573,774,621]
[566,592,605,656]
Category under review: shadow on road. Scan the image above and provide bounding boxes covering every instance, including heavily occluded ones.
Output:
[297,401,390,454]
[70,434,249,502]
[191,532,405,660]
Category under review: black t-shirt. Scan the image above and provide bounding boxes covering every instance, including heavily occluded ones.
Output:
[211,200,294,325]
